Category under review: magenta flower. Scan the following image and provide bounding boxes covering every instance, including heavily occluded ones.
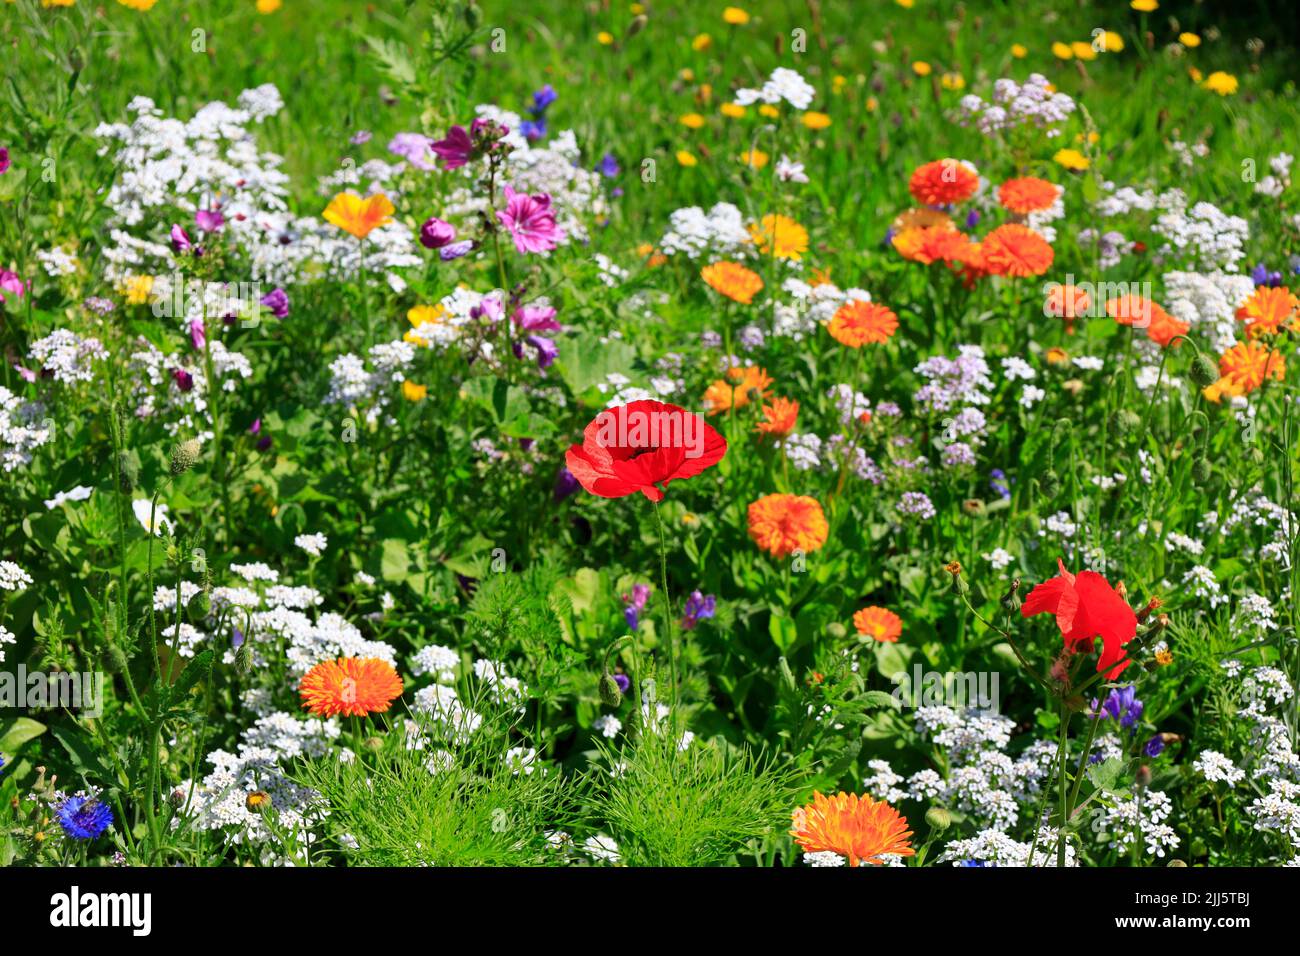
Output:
[512,304,562,368]
[189,319,206,350]
[170,224,193,254]
[388,132,437,172]
[196,208,224,232]
[430,125,473,170]
[0,146,9,175]
[0,269,26,302]
[419,217,457,249]
[496,185,563,254]
[172,368,194,392]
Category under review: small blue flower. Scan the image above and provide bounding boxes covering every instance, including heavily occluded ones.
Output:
[595,153,620,178]
[1144,734,1166,758]
[528,84,558,116]
[56,795,114,840]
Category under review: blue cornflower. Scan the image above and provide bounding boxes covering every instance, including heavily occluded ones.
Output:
[596,153,620,178]
[56,795,114,840]
[1144,734,1166,758]
[528,84,558,116]
[520,118,547,142]
[1090,685,1144,731]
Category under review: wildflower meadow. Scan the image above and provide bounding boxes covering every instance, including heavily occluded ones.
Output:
[2,0,1300,903]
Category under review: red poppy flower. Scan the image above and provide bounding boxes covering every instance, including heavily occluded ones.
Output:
[565,400,727,501]
[1021,559,1137,679]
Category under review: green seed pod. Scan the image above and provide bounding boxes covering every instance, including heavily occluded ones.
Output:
[925,806,952,831]
[1190,352,1219,387]
[169,438,202,475]
[107,644,131,675]
[598,671,623,708]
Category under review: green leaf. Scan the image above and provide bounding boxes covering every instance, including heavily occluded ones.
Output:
[0,717,47,753]
[860,690,903,711]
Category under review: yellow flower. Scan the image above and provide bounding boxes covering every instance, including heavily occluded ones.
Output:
[405,304,447,346]
[748,214,809,261]
[759,104,779,118]
[42,0,76,6]
[402,381,428,402]
[831,75,847,94]
[676,150,698,167]
[1011,43,1028,58]
[1071,41,1097,61]
[1188,67,1203,83]
[118,0,159,8]
[1130,0,1157,11]
[911,61,932,76]
[630,2,645,13]
[722,6,749,24]
[692,33,712,51]
[1179,32,1200,48]
[1202,71,1238,95]
[801,111,832,130]
[255,0,280,13]
[121,275,155,305]
[322,191,395,239]
[865,96,879,112]
[1075,130,1100,145]
[1101,31,1124,52]
[679,112,706,129]
[597,31,615,45]
[940,72,965,90]
[1051,42,1073,60]
[1053,148,1089,171]
[720,102,746,118]
[679,68,695,82]
[739,149,769,169]
[895,0,914,7]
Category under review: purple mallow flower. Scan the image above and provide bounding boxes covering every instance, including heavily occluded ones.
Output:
[0,146,9,174]
[260,287,290,319]
[419,217,457,250]
[440,240,473,261]
[430,125,474,169]
[681,590,716,630]
[172,368,194,392]
[512,304,561,368]
[196,208,224,232]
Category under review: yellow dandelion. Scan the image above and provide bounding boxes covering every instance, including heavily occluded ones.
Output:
[801,111,832,130]
[679,113,706,129]
[692,33,712,51]
[1011,43,1028,58]
[721,102,746,118]
[739,149,769,169]
[722,6,750,25]
[1052,42,1074,60]
[1053,148,1090,171]
[676,150,698,167]
[597,31,615,45]
[1179,32,1200,48]
[911,61,932,76]
[1071,41,1097,61]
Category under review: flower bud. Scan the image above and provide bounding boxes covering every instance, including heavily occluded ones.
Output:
[1190,353,1219,387]
[419,217,456,250]
[598,670,623,708]
[1113,409,1141,436]
[169,438,202,475]
[1191,457,1211,483]
[1039,469,1060,498]
[925,806,952,831]
[1135,764,1152,789]
[826,621,847,640]
[944,561,969,595]
[186,590,211,624]
[234,641,254,675]
[627,13,648,36]
[961,498,986,516]
[1000,578,1022,614]
[245,790,271,813]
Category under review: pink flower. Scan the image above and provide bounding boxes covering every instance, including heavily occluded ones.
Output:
[0,269,26,303]
[190,319,206,350]
[496,185,563,255]
[430,125,473,170]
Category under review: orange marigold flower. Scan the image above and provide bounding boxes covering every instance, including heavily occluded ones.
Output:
[998,177,1061,215]
[950,240,987,288]
[1236,285,1298,338]
[747,493,829,558]
[790,791,915,866]
[1045,283,1091,333]
[827,300,899,347]
[892,207,954,233]
[892,225,970,265]
[1203,341,1286,402]
[748,214,809,261]
[981,224,1054,278]
[703,365,773,415]
[908,159,980,206]
[1105,295,1187,347]
[322,191,395,239]
[299,657,404,718]
[853,605,903,643]
[1145,307,1191,348]
[701,261,764,304]
[756,396,800,437]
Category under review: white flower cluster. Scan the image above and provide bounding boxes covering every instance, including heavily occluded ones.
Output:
[324,339,416,425]
[0,387,52,472]
[771,278,873,341]
[734,67,817,110]
[658,201,752,260]
[1162,270,1256,354]
[939,827,1077,866]
[1153,196,1249,271]
[124,337,251,438]
[28,330,107,384]
[1093,790,1180,857]
[957,74,1076,137]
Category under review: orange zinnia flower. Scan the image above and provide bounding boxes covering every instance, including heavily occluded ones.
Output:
[827,300,899,347]
[1203,341,1286,402]
[852,606,903,643]
[908,159,980,206]
[756,396,800,437]
[1105,295,1187,347]
[747,493,828,558]
[998,177,1060,215]
[790,791,915,867]
[322,191,396,239]
[1236,285,1298,338]
[299,656,404,718]
[892,225,970,265]
[1045,283,1091,333]
[703,365,773,415]
[981,224,1054,278]
[701,261,764,304]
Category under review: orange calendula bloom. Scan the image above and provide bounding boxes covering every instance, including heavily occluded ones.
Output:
[701,261,763,304]
[981,224,1054,278]
[790,791,915,867]
[299,657,404,718]
[827,300,899,347]
[1203,342,1287,402]
[1105,295,1188,347]
[747,493,828,558]
[1045,283,1091,333]
[323,192,395,239]
[703,365,773,415]
[998,177,1060,215]
[892,207,954,233]
[892,226,970,266]
[756,397,800,438]
[908,159,980,206]
[748,214,809,261]
[853,606,903,643]
[1236,286,1298,338]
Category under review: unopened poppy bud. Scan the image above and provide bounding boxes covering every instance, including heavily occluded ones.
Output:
[1135,765,1152,789]
[169,437,202,475]
[108,644,131,674]
[1001,579,1022,614]
[1040,469,1060,498]
[598,670,623,708]
[363,736,384,751]
[925,806,952,831]
[235,641,254,674]
[1191,457,1211,483]
[1113,409,1141,436]
[1190,353,1219,387]
[187,590,211,623]
[826,621,847,640]
[1167,858,1187,867]
[169,788,186,809]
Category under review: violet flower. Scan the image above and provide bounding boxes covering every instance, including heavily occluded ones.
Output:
[430,125,473,169]
[496,184,563,254]
[419,217,457,250]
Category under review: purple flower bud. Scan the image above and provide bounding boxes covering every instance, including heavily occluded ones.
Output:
[419,217,457,250]
[172,368,194,392]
